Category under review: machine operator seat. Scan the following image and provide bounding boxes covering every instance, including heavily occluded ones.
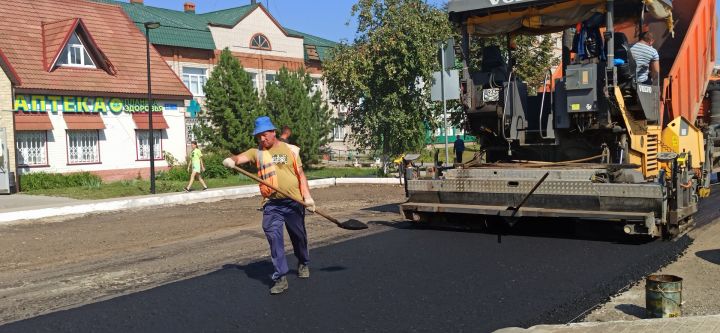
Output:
[613,32,636,87]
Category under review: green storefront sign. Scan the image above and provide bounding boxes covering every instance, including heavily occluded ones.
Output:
[13,95,163,113]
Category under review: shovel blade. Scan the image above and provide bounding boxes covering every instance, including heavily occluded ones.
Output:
[339,219,369,230]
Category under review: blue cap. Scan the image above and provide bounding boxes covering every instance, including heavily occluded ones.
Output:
[252,116,277,136]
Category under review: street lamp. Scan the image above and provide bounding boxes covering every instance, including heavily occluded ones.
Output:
[145,21,160,194]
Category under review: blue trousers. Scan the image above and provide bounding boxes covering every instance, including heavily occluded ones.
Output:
[262,199,309,280]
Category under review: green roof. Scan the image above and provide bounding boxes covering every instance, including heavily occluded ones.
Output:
[93,0,216,50]
[199,5,257,27]
[92,0,338,60]
[284,28,338,62]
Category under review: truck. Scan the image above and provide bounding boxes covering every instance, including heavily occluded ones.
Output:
[400,0,719,238]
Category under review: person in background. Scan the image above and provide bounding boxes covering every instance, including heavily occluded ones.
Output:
[279,126,292,143]
[279,125,300,156]
[185,141,208,192]
[453,135,465,164]
[630,31,660,85]
[223,117,315,295]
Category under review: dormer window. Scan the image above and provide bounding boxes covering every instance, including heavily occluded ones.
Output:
[250,33,271,51]
[57,32,96,68]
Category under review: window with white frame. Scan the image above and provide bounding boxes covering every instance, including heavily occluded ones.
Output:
[247,72,258,90]
[67,130,100,164]
[265,73,277,87]
[16,131,48,166]
[136,130,162,161]
[182,67,208,96]
[57,32,96,68]
[333,118,346,141]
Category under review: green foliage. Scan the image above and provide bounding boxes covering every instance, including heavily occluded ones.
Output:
[263,67,333,165]
[196,48,261,154]
[158,150,233,181]
[324,0,453,160]
[163,150,179,168]
[156,166,190,181]
[465,35,558,95]
[21,172,102,191]
[201,150,234,178]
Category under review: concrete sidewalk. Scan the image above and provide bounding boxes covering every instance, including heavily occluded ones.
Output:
[495,315,720,332]
[0,177,402,224]
[0,194,84,212]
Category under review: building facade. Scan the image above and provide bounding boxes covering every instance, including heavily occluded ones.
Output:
[0,0,193,190]
[100,0,352,157]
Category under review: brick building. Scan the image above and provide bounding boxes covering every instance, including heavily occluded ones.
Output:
[0,0,193,190]
[96,0,352,156]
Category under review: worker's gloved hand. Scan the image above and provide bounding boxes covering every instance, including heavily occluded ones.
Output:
[222,158,236,168]
[304,197,316,213]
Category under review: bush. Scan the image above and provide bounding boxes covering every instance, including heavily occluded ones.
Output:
[156,165,190,181]
[21,172,102,191]
[156,149,234,181]
[201,151,233,178]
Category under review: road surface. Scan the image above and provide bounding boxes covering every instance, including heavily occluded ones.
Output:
[2,190,712,332]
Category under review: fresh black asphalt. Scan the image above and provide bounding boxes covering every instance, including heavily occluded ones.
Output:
[3,185,718,333]
[0,224,698,333]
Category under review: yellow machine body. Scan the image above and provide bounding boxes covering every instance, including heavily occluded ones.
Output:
[661,116,705,169]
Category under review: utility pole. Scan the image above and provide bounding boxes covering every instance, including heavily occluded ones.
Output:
[440,41,449,166]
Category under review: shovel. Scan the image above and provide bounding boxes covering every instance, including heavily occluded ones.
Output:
[231,166,369,230]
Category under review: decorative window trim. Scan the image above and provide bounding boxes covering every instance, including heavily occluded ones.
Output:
[16,131,49,167]
[250,33,272,51]
[135,129,163,161]
[66,130,101,165]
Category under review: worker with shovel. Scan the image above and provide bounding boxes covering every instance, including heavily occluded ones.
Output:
[223,116,315,295]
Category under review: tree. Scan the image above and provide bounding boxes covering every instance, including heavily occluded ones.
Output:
[196,48,260,154]
[263,67,333,165]
[323,0,452,168]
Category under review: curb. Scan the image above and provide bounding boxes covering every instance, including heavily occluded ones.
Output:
[0,178,401,224]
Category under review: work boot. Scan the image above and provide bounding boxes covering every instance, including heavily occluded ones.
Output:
[298,264,310,278]
[270,276,288,295]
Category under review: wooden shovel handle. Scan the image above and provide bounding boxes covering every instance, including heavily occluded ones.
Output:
[231,166,340,225]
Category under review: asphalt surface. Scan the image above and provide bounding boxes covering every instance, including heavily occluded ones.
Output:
[0,220,695,333]
[3,184,718,333]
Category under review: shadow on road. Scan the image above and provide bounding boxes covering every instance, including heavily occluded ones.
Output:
[374,215,659,245]
[222,262,274,287]
[615,304,647,319]
[221,262,350,287]
[362,203,402,213]
[696,249,720,265]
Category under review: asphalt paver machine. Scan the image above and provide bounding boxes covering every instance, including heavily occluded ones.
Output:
[400,0,719,238]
